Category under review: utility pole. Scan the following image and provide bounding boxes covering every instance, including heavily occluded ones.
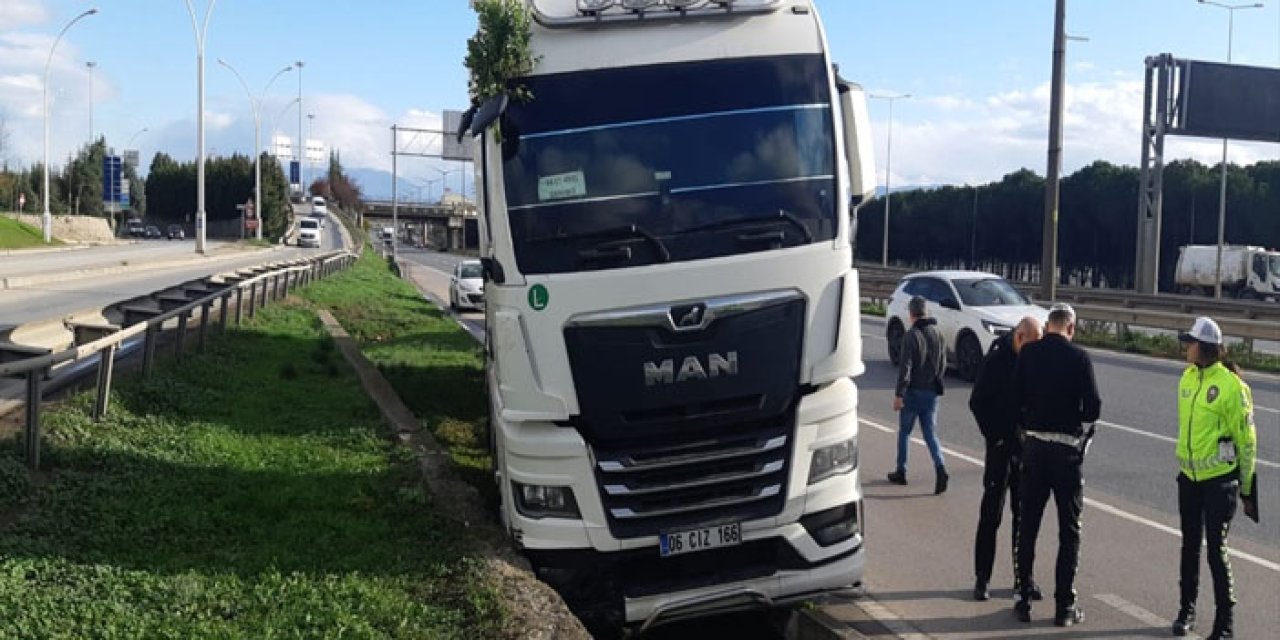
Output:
[296,60,304,199]
[86,61,96,143]
[1040,0,1067,301]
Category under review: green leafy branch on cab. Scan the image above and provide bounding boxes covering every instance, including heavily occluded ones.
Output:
[465,0,539,108]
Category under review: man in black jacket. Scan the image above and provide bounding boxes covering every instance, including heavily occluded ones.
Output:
[969,316,1044,602]
[889,295,949,494]
[1012,303,1102,627]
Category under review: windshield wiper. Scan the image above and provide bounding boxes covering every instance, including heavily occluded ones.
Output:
[676,209,815,244]
[528,224,671,264]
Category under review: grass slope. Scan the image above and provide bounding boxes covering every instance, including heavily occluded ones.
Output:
[298,251,492,501]
[0,301,502,638]
[0,215,57,249]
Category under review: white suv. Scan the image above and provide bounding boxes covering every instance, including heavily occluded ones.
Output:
[885,271,1048,381]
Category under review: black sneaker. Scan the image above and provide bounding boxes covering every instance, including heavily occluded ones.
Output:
[973,580,989,601]
[1172,607,1195,636]
[1206,627,1233,640]
[887,470,907,485]
[934,466,949,495]
[1014,599,1032,623]
[1054,604,1085,627]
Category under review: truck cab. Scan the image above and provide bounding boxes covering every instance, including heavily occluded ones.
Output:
[462,0,877,633]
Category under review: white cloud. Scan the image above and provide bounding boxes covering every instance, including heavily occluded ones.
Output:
[876,79,1278,187]
[0,0,47,29]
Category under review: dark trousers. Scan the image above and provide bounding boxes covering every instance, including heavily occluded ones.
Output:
[975,441,1023,585]
[1177,472,1238,616]
[1016,439,1083,607]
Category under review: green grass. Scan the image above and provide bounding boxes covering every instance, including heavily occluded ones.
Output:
[0,215,59,249]
[298,250,492,502]
[1075,321,1280,373]
[861,301,886,317]
[0,300,503,638]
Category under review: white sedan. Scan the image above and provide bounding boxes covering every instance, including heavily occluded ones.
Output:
[449,259,485,311]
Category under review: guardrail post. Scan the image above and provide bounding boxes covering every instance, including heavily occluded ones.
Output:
[282,271,292,298]
[175,312,188,360]
[93,344,118,422]
[25,368,45,469]
[234,286,244,325]
[248,282,258,318]
[219,292,230,333]
[198,302,211,352]
[143,324,158,378]
[260,276,269,307]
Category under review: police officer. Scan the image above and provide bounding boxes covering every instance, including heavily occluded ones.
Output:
[1012,303,1100,626]
[1172,317,1258,640]
[968,316,1043,602]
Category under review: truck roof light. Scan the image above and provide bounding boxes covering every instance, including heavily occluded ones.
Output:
[578,0,615,13]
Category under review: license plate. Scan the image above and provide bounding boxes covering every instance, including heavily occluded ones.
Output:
[659,523,741,557]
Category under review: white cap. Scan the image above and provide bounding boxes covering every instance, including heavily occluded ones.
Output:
[1179,316,1223,345]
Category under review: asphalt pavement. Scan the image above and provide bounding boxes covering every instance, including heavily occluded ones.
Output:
[395,250,1279,638]
[0,209,343,328]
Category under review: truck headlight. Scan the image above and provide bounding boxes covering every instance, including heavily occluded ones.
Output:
[513,482,581,519]
[808,437,857,485]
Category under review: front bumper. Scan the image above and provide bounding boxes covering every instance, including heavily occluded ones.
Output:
[495,376,864,627]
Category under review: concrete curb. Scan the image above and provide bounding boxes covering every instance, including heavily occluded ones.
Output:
[314,308,591,640]
[1,246,270,290]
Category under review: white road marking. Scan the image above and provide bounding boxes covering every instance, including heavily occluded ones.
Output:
[1094,593,1196,637]
[860,417,1280,573]
[855,599,931,640]
[1096,420,1279,469]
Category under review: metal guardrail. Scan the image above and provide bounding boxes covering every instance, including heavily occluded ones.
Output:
[0,250,357,469]
[856,266,1280,343]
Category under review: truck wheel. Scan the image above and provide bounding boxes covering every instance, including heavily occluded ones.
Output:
[886,320,905,366]
[1238,288,1260,300]
[957,333,983,382]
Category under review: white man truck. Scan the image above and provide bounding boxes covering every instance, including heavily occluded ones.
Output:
[462,0,876,633]
[1174,244,1280,300]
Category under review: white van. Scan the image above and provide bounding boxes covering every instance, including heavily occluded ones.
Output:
[311,196,328,216]
[297,218,322,248]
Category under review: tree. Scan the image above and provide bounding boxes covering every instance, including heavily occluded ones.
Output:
[0,112,10,166]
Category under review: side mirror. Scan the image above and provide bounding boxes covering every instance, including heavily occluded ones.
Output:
[480,257,506,284]
[835,72,877,207]
[941,298,961,311]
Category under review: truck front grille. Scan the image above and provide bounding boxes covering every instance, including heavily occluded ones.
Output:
[591,420,791,538]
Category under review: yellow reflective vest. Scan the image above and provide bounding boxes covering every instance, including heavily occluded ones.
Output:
[1177,362,1257,495]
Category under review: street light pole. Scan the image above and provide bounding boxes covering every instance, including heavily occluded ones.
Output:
[218,59,293,240]
[306,113,315,195]
[42,8,99,242]
[1197,0,1264,298]
[296,60,304,198]
[869,93,910,267]
[127,127,149,148]
[86,61,96,143]
[184,0,219,254]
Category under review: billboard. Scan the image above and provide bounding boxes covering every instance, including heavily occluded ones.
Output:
[442,109,475,161]
[102,155,126,207]
[1175,60,1280,144]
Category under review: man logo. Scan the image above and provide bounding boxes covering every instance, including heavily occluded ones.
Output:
[644,352,739,386]
[670,303,708,330]
[1206,385,1219,403]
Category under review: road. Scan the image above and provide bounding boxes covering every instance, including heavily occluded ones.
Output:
[0,207,343,328]
[397,250,1279,638]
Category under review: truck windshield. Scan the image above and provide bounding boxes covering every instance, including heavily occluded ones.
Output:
[500,55,836,275]
[1271,254,1280,278]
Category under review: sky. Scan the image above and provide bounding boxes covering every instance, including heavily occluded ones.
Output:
[1,0,1278,197]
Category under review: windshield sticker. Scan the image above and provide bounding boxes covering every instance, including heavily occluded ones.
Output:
[538,171,586,201]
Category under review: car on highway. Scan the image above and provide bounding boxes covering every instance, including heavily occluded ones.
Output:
[125,219,146,238]
[311,196,328,216]
[885,270,1048,381]
[166,224,185,240]
[144,225,163,239]
[297,218,322,248]
[449,259,485,311]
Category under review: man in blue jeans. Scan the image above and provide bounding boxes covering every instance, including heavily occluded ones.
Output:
[889,295,949,494]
